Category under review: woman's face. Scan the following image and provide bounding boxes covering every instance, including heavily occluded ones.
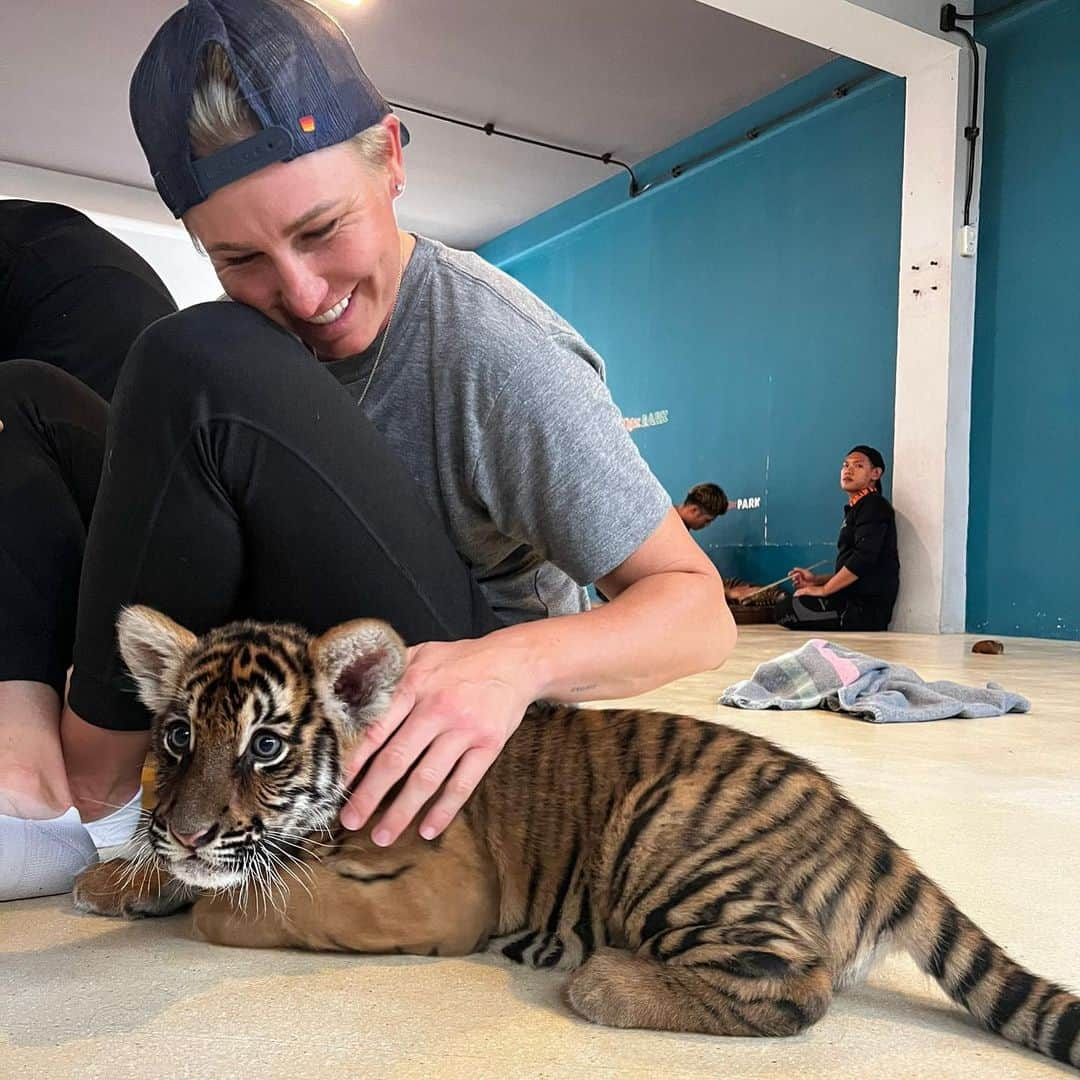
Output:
[184,121,406,360]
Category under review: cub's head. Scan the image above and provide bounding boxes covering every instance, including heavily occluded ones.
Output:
[117,605,407,890]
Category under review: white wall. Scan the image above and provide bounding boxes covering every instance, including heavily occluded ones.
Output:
[0,161,221,309]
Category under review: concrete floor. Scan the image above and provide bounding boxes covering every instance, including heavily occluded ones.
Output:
[2,626,1078,1079]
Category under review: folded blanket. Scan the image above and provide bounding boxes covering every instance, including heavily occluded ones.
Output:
[720,639,1030,723]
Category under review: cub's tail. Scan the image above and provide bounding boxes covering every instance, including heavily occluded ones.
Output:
[895,875,1078,1069]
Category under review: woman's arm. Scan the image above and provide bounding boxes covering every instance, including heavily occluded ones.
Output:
[339,509,735,845]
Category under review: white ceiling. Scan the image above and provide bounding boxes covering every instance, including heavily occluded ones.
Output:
[0,0,833,249]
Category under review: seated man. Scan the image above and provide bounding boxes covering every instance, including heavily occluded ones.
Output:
[775,445,899,631]
[676,482,729,531]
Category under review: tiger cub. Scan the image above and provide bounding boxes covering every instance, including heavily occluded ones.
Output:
[74,606,1079,1068]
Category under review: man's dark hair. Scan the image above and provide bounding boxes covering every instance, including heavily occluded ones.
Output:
[683,483,729,517]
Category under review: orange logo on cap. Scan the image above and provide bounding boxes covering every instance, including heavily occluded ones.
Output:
[298,115,316,133]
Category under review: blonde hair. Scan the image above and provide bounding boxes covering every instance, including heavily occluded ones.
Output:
[188,43,392,169]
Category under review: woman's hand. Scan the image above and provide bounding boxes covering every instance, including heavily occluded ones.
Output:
[338,636,538,846]
[794,583,826,598]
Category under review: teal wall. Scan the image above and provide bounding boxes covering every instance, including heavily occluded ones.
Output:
[479,60,905,586]
[966,0,1080,639]
[479,0,1079,638]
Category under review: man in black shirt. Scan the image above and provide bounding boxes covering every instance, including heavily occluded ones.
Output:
[774,445,900,631]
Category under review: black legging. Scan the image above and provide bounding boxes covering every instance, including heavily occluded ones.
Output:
[3,302,500,732]
[0,360,107,692]
[1,199,177,402]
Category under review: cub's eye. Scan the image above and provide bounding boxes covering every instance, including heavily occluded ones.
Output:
[163,722,191,756]
[249,731,285,762]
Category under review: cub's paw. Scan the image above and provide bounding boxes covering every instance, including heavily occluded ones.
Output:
[73,858,196,918]
[563,948,665,1030]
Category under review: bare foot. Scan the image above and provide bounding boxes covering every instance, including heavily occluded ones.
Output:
[0,681,73,819]
[62,700,150,824]
[0,764,74,819]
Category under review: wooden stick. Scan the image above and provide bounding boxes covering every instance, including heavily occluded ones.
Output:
[733,559,832,602]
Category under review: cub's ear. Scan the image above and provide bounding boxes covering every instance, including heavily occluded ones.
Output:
[309,619,408,731]
[116,605,198,715]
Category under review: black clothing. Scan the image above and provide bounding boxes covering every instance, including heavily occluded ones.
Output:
[2,305,500,729]
[0,361,108,691]
[776,491,900,632]
[0,200,176,400]
[835,491,900,612]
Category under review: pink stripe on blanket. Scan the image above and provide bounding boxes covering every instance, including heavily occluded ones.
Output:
[809,639,860,687]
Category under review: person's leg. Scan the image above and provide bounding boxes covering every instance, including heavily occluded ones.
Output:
[8,268,176,403]
[61,718,148,828]
[834,601,892,632]
[68,301,500,741]
[773,594,847,632]
[0,361,109,898]
[0,682,70,819]
[0,360,105,816]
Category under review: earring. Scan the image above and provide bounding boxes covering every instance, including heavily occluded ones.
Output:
[394,181,404,194]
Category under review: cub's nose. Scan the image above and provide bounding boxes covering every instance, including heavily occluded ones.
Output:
[170,823,219,850]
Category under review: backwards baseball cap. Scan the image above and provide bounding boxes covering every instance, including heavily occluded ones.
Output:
[130,0,409,218]
[848,445,886,473]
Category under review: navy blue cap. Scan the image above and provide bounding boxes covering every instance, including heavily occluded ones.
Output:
[131,0,409,218]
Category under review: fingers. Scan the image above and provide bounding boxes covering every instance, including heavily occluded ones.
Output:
[339,684,415,828]
[341,645,422,786]
[417,747,498,841]
[367,732,474,846]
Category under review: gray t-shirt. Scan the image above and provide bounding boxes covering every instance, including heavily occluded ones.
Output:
[322,236,671,623]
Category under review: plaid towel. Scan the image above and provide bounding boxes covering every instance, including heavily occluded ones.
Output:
[720,639,1030,723]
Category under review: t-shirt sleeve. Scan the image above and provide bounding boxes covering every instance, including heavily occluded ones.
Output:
[470,332,673,585]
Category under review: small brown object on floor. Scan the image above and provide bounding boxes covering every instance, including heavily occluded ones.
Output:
[972,639,1005,655]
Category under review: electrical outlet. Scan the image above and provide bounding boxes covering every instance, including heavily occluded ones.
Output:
[960,224,977,257]
[940,4,958,32]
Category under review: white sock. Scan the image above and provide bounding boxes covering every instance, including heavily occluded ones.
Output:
[83,787,144,852]
[0,808,99,902]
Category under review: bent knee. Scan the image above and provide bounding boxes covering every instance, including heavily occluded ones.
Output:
[0,357,82,400]
[0,359,106,432]
[116,301,307,409]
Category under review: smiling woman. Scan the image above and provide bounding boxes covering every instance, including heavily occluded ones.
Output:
[186,42,405,359]
[188,147,410,360]
[0,0,735,903]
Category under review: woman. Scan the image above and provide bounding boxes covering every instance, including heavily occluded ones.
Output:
[0,0,734,900]
[775,445,900,632]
